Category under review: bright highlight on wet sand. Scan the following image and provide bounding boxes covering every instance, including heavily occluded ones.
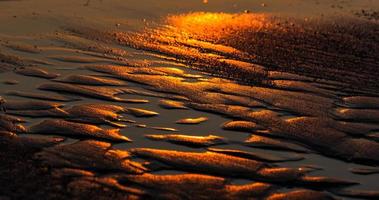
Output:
[0,0,379,200]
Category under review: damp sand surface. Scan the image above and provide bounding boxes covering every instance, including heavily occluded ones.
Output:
[1,1,379,200]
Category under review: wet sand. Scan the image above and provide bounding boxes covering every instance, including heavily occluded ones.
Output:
[1,0,379,200]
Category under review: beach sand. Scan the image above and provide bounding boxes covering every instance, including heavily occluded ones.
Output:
[1,1,379,199]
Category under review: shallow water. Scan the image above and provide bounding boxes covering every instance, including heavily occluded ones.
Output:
[1,0,379,199]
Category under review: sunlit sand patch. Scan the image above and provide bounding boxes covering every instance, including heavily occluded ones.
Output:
[84,64,333,117]
[334,108,379,123]
[189,103,379,163]
[130,148,272,178]
[176,116,208,124]
[213,84,334,118]
[298,164,323,172]
[170,13,378,87]
[5,128,349,198]
[73,27,267,84]
[150,126,178,132]
[29,119,131,142]
[266,190,334,200]
[135,124,147,128]
[73,103,127,113]
[207,148,304,163]
[0,131,64,149]
[125,107,158,117]
[134,124,177,132]
[145,134,227,147]
[112,173,275,199]
[268,71,315,82]
[35,140,145,173]
[51,168,95,179]
[38,83,149,103]
[153,67,203,79]
[222,120,263,132]
[271,80,336,98]
[0,114,26,133]
[0,2,379,198]
[297,175,358,189]
[158,99,188,109]
[65,104,132,127]
[130,148,355,188]
[163,12,269,42]
[332,121,379,136]
[68,176,144,196]
[244,135,311,153]
[55,74,126,86]
[91,11,379,91]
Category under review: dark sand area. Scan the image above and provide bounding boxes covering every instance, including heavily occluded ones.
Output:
[1,0,379,199]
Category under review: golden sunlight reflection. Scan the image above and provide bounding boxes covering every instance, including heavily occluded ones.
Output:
[114,12,272,83]
[164,12,271,42]
[2,1,379,199]
[118,10,378,87]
